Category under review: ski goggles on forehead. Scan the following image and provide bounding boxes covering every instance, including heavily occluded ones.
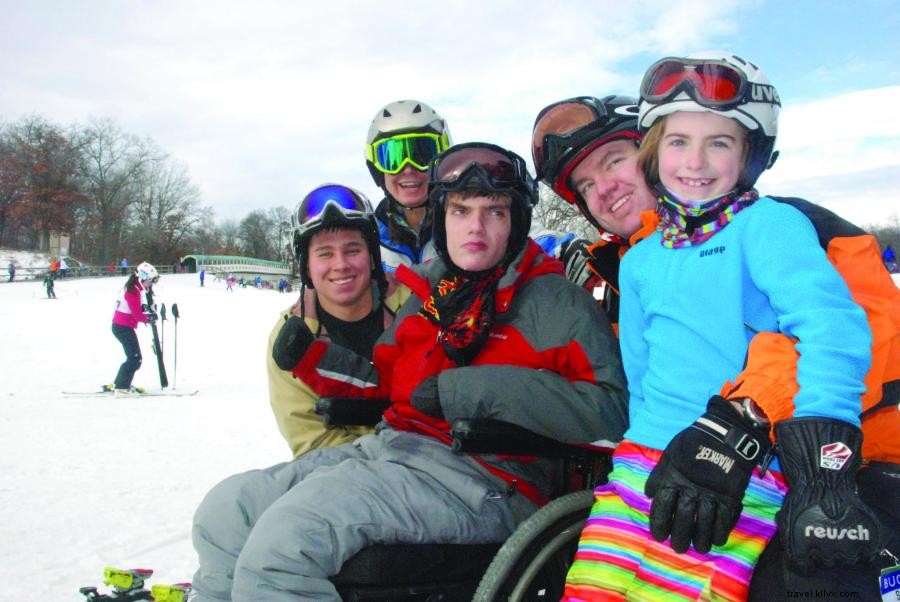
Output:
[532,100,600,169]
[430,142,527,191]
[641,57,779,109]
[366,132,451,175]
[295,184,371,227]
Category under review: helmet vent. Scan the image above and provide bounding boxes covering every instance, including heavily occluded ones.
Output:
[382,109,392,118]
[412,104,422,113]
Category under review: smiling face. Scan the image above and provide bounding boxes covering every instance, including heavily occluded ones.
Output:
[307,228,374,320]
[570,138,658,239]
[657,111,747,202]
[384,164,429,208]
[444,192,512,273]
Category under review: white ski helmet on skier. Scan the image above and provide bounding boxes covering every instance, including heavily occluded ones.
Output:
[136,262,159,282]
[364,99,452,188]
[638,51,781,192]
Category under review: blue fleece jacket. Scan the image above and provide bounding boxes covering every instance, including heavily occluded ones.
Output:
[619,196,871,451]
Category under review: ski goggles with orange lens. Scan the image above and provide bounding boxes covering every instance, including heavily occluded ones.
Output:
[532,99,600,173]
[430,142,528,193]
[366,132,451,175]
[641,57,779,110]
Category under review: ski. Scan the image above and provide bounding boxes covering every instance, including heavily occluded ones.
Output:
[80,566,192,601]
[144,287,169,389]
[62,389,199,398]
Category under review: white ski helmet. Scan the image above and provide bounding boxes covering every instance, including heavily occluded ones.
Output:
[364,99,452,187]
[136,261,159,282]
[638,52,780,191]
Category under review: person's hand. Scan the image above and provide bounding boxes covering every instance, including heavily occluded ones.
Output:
[645,395,771,553]
[144,311,158,324]
[272,316,315,370]
[775,418,882,574]
[560,237,595,289]
[409,375,442,419]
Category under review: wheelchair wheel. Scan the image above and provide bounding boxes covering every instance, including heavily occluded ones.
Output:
[472,489,593,601]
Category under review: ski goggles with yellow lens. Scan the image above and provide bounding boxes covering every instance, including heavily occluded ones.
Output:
[366,132,451,175]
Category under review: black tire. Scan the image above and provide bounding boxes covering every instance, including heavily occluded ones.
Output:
[473,489,594,601]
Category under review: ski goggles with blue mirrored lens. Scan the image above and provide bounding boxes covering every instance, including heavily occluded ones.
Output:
[366,132,451,175]
[430,142,529,193]
[641,57,779,110]
[294,184,372,229]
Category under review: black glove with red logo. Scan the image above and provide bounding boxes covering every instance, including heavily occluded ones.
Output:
[645,395,771,553]
[775,417,882,574]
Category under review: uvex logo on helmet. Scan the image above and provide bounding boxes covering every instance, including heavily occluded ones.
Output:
[751,84,780,104]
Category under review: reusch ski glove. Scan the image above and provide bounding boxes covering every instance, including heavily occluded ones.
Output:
[645,395,771,553]
[775,417,882,574]
[272,316,315,370]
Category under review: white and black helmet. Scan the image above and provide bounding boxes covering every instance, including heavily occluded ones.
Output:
[638,52,781,191]
[364,99,452,188]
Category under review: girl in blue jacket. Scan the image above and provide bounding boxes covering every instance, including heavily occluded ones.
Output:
[565,52,880,601]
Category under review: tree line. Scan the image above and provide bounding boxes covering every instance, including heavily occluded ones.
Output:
[0,114,293,266]
[3,113,896,270]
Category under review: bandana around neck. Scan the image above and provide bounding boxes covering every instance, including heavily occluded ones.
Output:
[418,266,505,366]
[658,189,759,248]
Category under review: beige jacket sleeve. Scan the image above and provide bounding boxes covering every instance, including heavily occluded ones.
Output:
[267,307,371,458]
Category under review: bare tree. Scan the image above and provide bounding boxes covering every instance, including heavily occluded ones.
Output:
[534,182,596,239]
[267,206,292,262]
[218,219,242,255]
[130,150,209,263]
[73,118,152,263]
[239,210,276,259]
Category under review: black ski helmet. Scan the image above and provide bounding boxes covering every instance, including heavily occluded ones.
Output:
[532,95,641,234]
[428,142,535,278]
[292,184,385,290]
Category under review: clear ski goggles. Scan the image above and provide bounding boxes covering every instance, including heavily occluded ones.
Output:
[429,142,528,193]
[640,57,778,110]
[366,131,451,175]
[292,184,372,230]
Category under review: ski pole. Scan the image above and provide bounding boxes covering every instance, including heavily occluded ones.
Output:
[160,303,167,353]
[171,303,180,389]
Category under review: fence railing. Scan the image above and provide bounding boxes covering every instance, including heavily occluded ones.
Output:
[4,263,180,282]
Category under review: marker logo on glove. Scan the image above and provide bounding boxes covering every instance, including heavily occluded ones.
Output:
[819,441,852,470]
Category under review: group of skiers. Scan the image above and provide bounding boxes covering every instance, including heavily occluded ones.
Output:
[107,51,897,602]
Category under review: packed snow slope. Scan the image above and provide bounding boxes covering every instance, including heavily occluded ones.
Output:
[1,271,292,599]
[2,263,898,600]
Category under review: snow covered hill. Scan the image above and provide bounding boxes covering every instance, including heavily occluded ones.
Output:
[1,270,293,599]
[1,260,898,600]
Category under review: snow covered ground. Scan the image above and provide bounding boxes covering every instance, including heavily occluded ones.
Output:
[1,266,293,599]
[1,253,898,600]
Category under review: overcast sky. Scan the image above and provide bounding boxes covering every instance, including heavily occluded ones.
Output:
[2,0,899,228]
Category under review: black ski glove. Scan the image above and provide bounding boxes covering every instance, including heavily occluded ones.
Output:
[410,375,443,419]
[775,417,882,574]
[272,316,315,371]
[144,311,158,324]
[561,237,595,289]
[645,395,771,553]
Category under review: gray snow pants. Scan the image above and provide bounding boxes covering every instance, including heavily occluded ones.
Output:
[191,429,535,601]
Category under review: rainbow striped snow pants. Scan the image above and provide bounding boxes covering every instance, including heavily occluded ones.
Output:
[563,441,788,601]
